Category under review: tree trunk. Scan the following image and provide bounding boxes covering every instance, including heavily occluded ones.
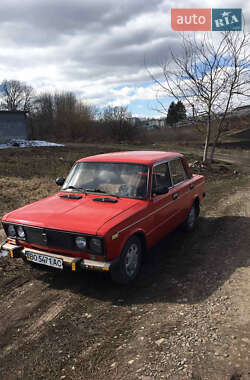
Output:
[203,115,211,163]
[210,131,220,163]
[210,118,224,163]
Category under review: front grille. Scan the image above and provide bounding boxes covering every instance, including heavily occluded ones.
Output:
[24,225,74,250]
[2,222,104,256]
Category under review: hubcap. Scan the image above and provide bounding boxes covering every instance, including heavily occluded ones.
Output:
[125,243,139,277]
[187,206,196,228]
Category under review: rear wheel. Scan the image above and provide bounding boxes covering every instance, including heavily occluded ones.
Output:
[182,202,199,232]
[110,236,142,284]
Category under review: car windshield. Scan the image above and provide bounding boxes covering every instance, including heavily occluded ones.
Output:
[62,162,149,199]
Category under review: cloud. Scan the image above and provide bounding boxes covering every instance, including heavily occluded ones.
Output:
[0,0,249,116]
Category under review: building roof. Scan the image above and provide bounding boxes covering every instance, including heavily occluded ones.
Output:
[78,151,183,165]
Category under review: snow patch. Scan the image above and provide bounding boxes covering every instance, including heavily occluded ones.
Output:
[0,250,9,258]
[0,139,64,149]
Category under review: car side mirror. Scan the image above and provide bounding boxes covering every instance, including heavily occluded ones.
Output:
[56,177,65,186]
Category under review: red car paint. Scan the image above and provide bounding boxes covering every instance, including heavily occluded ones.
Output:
[1,151,205,263]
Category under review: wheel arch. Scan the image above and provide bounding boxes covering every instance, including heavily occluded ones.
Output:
[133,230,147,254]
[120,229,147,256]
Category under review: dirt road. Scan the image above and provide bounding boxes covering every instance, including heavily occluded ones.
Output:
[0,161,250,379]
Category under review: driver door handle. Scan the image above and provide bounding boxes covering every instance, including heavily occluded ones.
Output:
[172,192,178,200]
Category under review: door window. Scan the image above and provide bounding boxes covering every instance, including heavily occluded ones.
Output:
[169,159,187,186]
[152,163,172,196]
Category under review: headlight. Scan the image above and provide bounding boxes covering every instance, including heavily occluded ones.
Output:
[75,236,87,250]
[89,238,102,254]
[17,226,25,240]
[7,224,16,237]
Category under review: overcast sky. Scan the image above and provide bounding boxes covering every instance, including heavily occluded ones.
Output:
[0,0,249,117]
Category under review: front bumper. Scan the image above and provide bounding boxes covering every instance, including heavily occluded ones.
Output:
[0,240,111,272]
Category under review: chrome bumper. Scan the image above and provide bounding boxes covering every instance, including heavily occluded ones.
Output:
[0,240,111,272]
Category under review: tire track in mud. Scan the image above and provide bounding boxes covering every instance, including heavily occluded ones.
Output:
[0,275,73,359]
[2,299,70,357]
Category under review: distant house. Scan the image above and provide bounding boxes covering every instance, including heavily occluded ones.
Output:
[128,117,167,129]
[0,111,28,142]
[142,118,166,130]
[127,117,141,126]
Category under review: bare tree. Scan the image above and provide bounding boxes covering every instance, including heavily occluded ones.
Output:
[150,30,250,163]
[102,106,133,141]
[32,92,54,137]
[32,91,95,139]
[0,79,34,113]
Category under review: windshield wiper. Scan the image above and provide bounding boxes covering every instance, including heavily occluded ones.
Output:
[85,188,119,198]
[85,188,106,193]
[63,185,86,192]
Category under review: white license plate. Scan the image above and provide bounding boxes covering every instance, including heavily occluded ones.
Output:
[25,251,63,269]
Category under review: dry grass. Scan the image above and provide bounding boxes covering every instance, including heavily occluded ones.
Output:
[0,144,138,217]
[147,125,203,146]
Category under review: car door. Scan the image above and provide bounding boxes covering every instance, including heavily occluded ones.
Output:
[147,162,178,245]
[168,158,191,224]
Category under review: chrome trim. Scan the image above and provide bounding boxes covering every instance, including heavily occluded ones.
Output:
[82,259,110,269]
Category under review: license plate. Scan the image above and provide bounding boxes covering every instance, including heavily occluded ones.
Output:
[25,251,63,270]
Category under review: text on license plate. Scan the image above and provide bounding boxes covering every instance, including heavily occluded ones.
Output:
[25,251,63,269]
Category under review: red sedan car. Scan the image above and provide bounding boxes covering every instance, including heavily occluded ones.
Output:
[1,151,205,284]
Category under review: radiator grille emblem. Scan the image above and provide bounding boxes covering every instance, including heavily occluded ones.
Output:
[42,232,47,244]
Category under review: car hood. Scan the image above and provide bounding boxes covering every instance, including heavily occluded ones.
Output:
[2,193,140,235]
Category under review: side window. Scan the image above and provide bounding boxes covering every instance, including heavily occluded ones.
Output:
[152,163,172,196]
[169,159,187,186]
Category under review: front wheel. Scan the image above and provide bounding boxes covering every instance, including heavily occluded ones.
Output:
[110,236,142,284]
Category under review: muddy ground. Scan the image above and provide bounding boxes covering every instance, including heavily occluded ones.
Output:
[0,147,250,380]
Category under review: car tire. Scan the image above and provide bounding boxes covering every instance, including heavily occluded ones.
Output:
[182,202,199,232]
[110,236,142,284]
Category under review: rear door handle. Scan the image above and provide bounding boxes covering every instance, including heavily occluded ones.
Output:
[189,183,194,190]
[172,192,178,200]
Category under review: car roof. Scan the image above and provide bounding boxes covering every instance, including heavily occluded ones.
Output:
[77,151,183,165]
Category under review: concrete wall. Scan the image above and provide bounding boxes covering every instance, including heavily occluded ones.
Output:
[0,112,28,142]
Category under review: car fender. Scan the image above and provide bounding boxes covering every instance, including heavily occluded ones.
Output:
[106,226,147,261]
